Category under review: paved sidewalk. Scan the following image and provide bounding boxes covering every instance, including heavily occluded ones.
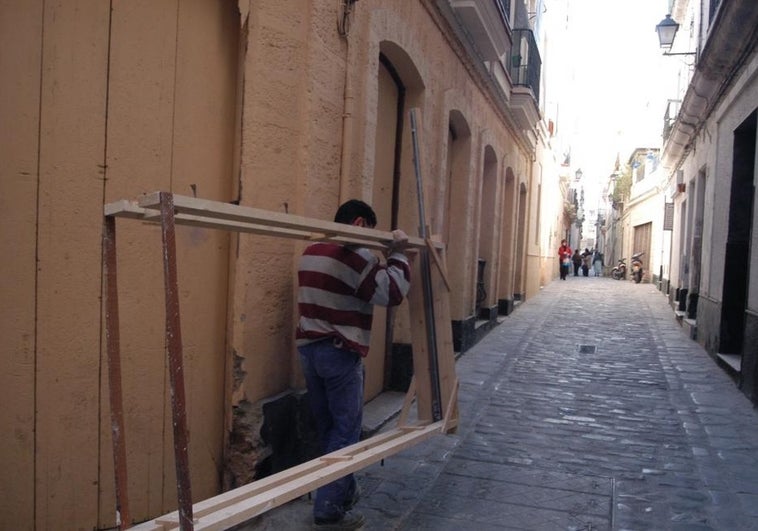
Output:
[246,277,758,530]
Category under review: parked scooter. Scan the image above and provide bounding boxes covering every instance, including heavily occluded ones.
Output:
[631,252,645,284]
[611,258,627,280]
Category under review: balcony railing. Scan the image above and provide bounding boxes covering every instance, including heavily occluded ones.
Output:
[663,99,681,142]
[494,0,510,26]
[509,29,541,103]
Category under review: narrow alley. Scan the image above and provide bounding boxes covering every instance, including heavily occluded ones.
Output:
[252,277,758,530]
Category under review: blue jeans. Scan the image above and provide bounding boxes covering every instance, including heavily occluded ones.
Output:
[299,340,363,521]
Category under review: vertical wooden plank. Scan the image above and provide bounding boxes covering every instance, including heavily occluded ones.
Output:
[407,248,457,426]
[35,0,110,528]
[103,1,239,524]
[170,0,237,505]
[429,248,457,429]
[407,258,433,422]
[0,1,43,527]
[102,1,179,524]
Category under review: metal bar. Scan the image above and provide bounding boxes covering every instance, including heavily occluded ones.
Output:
[159,192,194,530]
[103,215,132,529]
[409,108,443,422]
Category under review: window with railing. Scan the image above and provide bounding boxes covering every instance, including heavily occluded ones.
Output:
[509,29,541,102]
[709,0,721,26]
[663,99,681,142]
[494,0,510,25]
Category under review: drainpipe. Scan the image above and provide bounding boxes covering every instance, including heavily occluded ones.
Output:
[339,45,354,203]
[338,4,355,204]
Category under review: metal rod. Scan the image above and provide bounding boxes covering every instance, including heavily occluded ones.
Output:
[103,215,132,529]
[409,108,443,422]
[159,192,194,530]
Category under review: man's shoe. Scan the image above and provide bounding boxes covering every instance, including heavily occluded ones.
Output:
[313,510,365,530]
[343,484,361,511]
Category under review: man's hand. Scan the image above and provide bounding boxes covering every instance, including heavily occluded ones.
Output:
[385,229,409,255]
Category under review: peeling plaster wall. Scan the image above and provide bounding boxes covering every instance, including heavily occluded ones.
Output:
[225,0,544,486]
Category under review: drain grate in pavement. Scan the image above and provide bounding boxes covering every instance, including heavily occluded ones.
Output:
[578,344,597,354]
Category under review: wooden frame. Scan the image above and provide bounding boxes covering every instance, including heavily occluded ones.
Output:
[104,192,458,530]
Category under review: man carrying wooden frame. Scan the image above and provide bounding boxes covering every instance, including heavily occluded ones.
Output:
[296,199,412,529]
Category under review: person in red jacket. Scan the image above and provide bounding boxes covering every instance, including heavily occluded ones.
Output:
[558,239,572,280]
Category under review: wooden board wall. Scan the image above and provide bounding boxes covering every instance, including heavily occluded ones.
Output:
[0,2,240,529]
[101,1,239,526]
[34,1,111,527]
[0,0,43,526]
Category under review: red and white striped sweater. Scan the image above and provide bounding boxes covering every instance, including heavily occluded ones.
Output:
[296,242,411,357]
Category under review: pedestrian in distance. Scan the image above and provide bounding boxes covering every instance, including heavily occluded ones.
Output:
[582,248,591,277]
[572,249,583,277]
[593,250,603,277]
[296,199,411,530]
[558,239,572,280]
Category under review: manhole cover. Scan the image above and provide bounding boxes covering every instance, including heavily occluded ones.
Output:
[578,344,597,354]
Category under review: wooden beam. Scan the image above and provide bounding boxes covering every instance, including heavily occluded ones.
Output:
[130,192,441,250]
[104,196,445,252]
[397,376,416,427]
[425,237,451,291]
[130,422,445,531]
[407,246,458,427]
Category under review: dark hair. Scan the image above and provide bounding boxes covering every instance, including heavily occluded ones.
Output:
[334,199,377,227]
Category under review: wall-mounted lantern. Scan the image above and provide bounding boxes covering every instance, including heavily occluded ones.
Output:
[655,14,696,57]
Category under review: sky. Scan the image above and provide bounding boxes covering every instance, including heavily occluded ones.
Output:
[543,0,672,189]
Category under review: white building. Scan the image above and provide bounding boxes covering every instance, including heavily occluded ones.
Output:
[657,0,758,404]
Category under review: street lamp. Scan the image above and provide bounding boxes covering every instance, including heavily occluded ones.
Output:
[655,14,696,57]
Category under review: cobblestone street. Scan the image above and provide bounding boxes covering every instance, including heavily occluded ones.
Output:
[251,277,758,530]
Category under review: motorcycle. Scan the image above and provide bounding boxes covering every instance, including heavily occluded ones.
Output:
[631,252,644,284]
[611,258,627,280]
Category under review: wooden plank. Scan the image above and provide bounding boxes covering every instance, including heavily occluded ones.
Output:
[407,258,434,422]
[131,422,444,531]
[0,1,41,525]
[407,247,458,428]
[442,379,460,434]
[319,456,354,463]
[170,2,238,511]
[429,248,458,433]
[397,376,416,427]
[426,237,451,291]
[133,426,410,529]
[103,2,179,523]
[133,192,439,250]
[35,2,109,527]
[106,200,391,250]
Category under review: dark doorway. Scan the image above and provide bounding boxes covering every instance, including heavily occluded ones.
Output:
[720,111,756,354]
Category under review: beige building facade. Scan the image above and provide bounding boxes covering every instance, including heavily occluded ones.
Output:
[1,1,564,528]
